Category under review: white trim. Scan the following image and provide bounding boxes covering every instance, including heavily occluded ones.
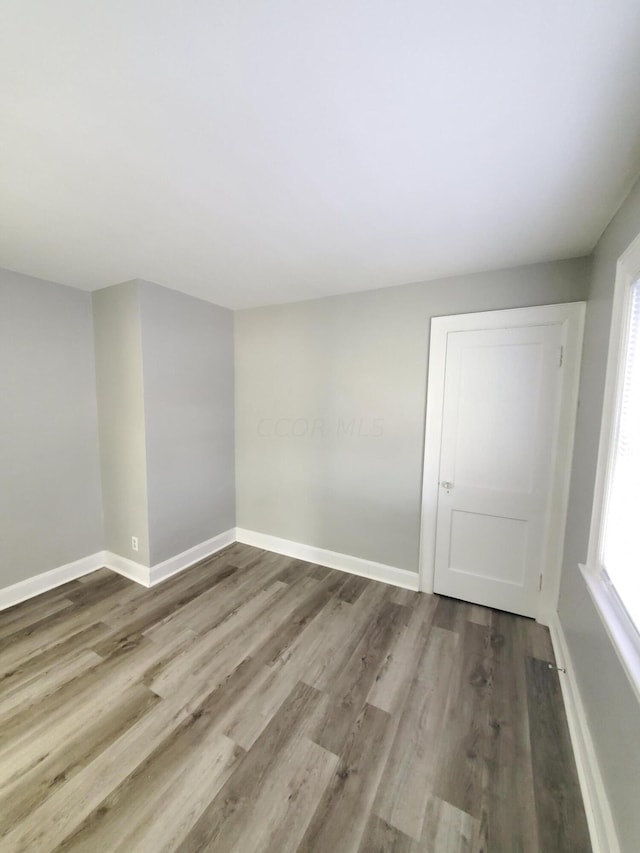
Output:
[235,528,419,591]
[106,528,237,587]
[418,302,585,623]
[0,529,241,610]
[580,564,640,706]
[582,231,640,697]
[549,613,621,853]
[586,232,640,567]
[0,552,105,611]
[149,528,236,584]
[104,551,151,586]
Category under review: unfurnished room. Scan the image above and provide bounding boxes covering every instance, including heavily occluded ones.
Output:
[1,2,640,852]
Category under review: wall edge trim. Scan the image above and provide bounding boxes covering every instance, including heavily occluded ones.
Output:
[0,529,239,611]
[106,528,237,587]
[235,527,419,591]
[548,612,621,853]
[0,552,106,610]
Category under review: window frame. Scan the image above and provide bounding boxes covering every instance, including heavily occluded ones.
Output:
[582,231,640,704]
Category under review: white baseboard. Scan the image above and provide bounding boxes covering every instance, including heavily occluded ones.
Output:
[104,551,151,586]
[149,528,236,585]
[548,613,620,853]
[0,527,412,614]
[0,530,238,612]
[105,528,236,587]
[235,528,419,591]
[0,552,105,611]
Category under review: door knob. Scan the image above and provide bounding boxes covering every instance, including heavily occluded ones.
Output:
[440,481,454,490]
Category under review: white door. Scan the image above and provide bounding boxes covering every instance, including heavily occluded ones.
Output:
[431,318,567,617]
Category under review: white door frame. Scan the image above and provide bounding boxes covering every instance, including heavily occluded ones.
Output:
[418,302,585,624]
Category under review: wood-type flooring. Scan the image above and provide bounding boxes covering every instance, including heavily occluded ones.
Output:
[0,544,591,852]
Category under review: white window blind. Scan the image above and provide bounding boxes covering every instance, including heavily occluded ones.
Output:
[602,277,640,632]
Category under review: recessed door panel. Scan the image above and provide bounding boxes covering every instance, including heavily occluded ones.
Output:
[433,322,563,617]
[454,342,543,493]
[448,510,528,586]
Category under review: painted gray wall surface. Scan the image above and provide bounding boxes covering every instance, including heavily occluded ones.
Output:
[559,176,640,852]
[93,282,151,565]
[235,258,589,572]
[140,281,235,565]
[0,268,103,586]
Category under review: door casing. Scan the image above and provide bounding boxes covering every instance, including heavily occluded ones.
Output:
[418,302,585,624]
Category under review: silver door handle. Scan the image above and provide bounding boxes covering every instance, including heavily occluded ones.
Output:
[440,481,454,490]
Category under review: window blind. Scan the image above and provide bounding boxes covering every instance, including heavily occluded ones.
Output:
[603,278,640,632]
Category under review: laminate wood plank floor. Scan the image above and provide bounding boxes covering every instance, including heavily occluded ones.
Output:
[0,544,591,852]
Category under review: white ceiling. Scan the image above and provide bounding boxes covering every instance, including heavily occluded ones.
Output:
[2,2,640,309]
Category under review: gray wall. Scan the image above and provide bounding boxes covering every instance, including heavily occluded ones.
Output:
[0,268,103,586]
[559,176,640,852]
[92,279,236,568]
[139,281,235,565]
[93,282,151,565]
[235,258,589,571]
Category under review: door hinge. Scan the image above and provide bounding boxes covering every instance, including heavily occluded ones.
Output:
[558,346,564,367]
[539,574,543,591]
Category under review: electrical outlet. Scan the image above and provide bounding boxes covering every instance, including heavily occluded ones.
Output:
[131,536,139,552]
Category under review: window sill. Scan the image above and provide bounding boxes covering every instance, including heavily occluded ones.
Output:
[579,563,640,705]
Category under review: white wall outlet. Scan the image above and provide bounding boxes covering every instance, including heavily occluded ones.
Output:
[131,536,139,552]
